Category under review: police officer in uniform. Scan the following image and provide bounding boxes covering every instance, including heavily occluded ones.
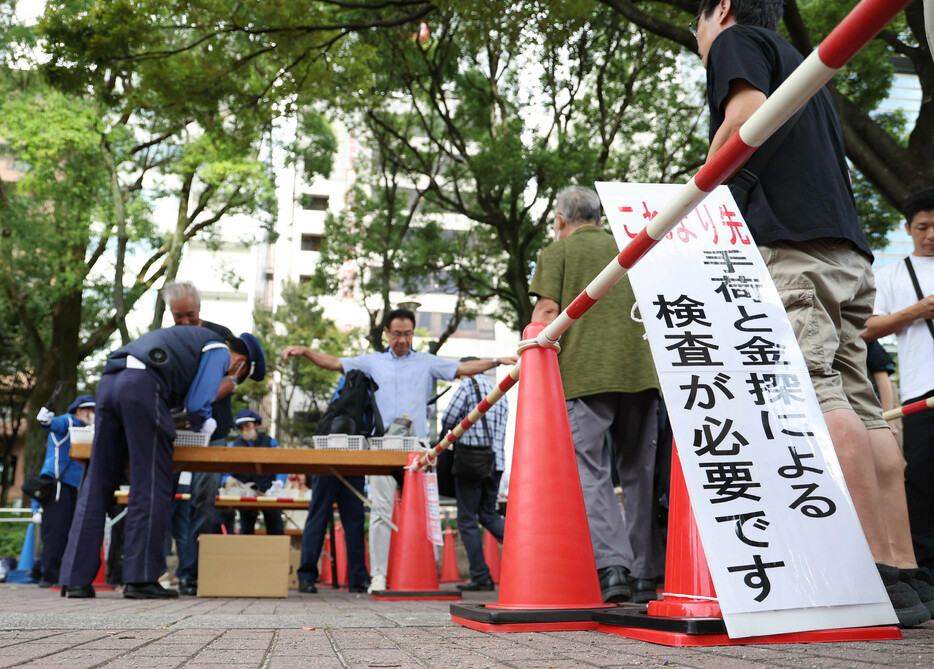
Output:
[227,409,285,535]
[34,395,95,587]
[58,326,265,598]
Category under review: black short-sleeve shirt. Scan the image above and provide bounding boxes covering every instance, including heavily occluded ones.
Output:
[706,25,871,258]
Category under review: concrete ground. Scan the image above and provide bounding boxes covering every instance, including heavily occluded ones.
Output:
[1,584,933,668]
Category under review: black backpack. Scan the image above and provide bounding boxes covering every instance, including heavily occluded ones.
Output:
[315,370,384,437]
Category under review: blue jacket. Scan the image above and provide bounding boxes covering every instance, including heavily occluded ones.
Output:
[39,413,86,489]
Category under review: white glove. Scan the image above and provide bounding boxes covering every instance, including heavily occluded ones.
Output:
[32,512,43,525]
[36,407,54,426]
[265,480,284,495]
[198,417,217,436]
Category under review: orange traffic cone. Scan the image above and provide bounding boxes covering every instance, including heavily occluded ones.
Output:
[372,453,461,601]
[594,441,901,646]
[483,530,501,584]
[451,322,609,632]
[440,524,461,583]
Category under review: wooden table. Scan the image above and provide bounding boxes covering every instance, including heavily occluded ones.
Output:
[70,443,412,477]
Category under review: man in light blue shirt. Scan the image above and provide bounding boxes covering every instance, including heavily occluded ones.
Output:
[282,308,515,591]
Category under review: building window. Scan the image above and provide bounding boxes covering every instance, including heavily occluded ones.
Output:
[300,194,329,211]
[416,312,496,340]
[300,234,323,252]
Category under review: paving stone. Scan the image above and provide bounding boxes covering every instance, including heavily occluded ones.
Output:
[2,583,934,667]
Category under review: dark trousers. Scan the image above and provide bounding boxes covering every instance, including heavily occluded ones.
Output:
[455,470,504,583]
[298,475,368,588]
[240,509,284,535]
[60,369,175,586]
[168,476,198,583]
[904,389,934,568]
[174,469,221,581]
[38,483,78,584]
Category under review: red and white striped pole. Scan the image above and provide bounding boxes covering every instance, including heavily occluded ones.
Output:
[418,363,521,468]
[883,396,934,422]
[417,0,913,470]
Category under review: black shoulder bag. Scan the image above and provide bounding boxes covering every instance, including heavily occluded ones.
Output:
[905,257,934,342]
[22,461,72,504]
[451,379,496,481]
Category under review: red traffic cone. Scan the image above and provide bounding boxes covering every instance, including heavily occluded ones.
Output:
[594,441,901,646]
[440,524,461,583]
[385,490,401,582]
[92,543,115,591]
[335,522,348,587]
[483,530,501,584]
[451,322,609,632]
[320,535,333,586]
[372,453,461,601]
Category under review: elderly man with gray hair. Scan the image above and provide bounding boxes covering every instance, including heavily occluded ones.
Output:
[529,186,664,603]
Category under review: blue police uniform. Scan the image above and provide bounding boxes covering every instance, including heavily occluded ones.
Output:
[59,327,229,588]
[228,410,285,535]
[36,396,93,584]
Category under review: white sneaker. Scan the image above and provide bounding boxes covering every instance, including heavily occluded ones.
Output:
[367,574,387,593]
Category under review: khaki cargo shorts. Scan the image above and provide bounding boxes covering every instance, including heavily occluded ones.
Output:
[760,239,887,431]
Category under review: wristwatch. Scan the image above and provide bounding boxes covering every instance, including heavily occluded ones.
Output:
[492,357,499,367]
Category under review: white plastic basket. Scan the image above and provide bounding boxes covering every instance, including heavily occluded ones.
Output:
[313,434,367,450]
[174,430,210,447]
[368,436,420,451]
[68,427,209,447]
[69,426,94,444]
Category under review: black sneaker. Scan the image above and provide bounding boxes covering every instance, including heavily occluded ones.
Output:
[298,581,317,594]
[124,582,180,599]
[178,580,198,597]
[877,563,931,627]
[901,567,934,616]
[348,585,368,593]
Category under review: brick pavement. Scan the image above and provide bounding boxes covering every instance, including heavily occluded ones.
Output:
[2,584,933,668]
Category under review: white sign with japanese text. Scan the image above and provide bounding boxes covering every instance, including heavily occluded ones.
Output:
[423,471,443,547]
[596,182,896,638]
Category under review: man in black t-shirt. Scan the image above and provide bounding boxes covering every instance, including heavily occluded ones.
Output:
[695,0,933,626]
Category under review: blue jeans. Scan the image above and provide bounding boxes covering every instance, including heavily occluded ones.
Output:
[455,470,504,583]
[298,475,368,588]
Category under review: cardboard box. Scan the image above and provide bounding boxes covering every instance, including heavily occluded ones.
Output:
[198,535,290,597]
[288,549,301,590]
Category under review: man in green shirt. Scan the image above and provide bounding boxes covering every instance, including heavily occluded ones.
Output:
[529,186,663,603]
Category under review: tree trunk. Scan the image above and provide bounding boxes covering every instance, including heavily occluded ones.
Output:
[22,288,83,474]
[150,172,195,330]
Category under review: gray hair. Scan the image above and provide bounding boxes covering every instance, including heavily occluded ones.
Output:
[162,280,200,307]
[555,187,602,226]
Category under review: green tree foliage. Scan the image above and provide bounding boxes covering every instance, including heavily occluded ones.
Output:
[331,2,706,327]
[248,282,361,446]
[0,2,279,471]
